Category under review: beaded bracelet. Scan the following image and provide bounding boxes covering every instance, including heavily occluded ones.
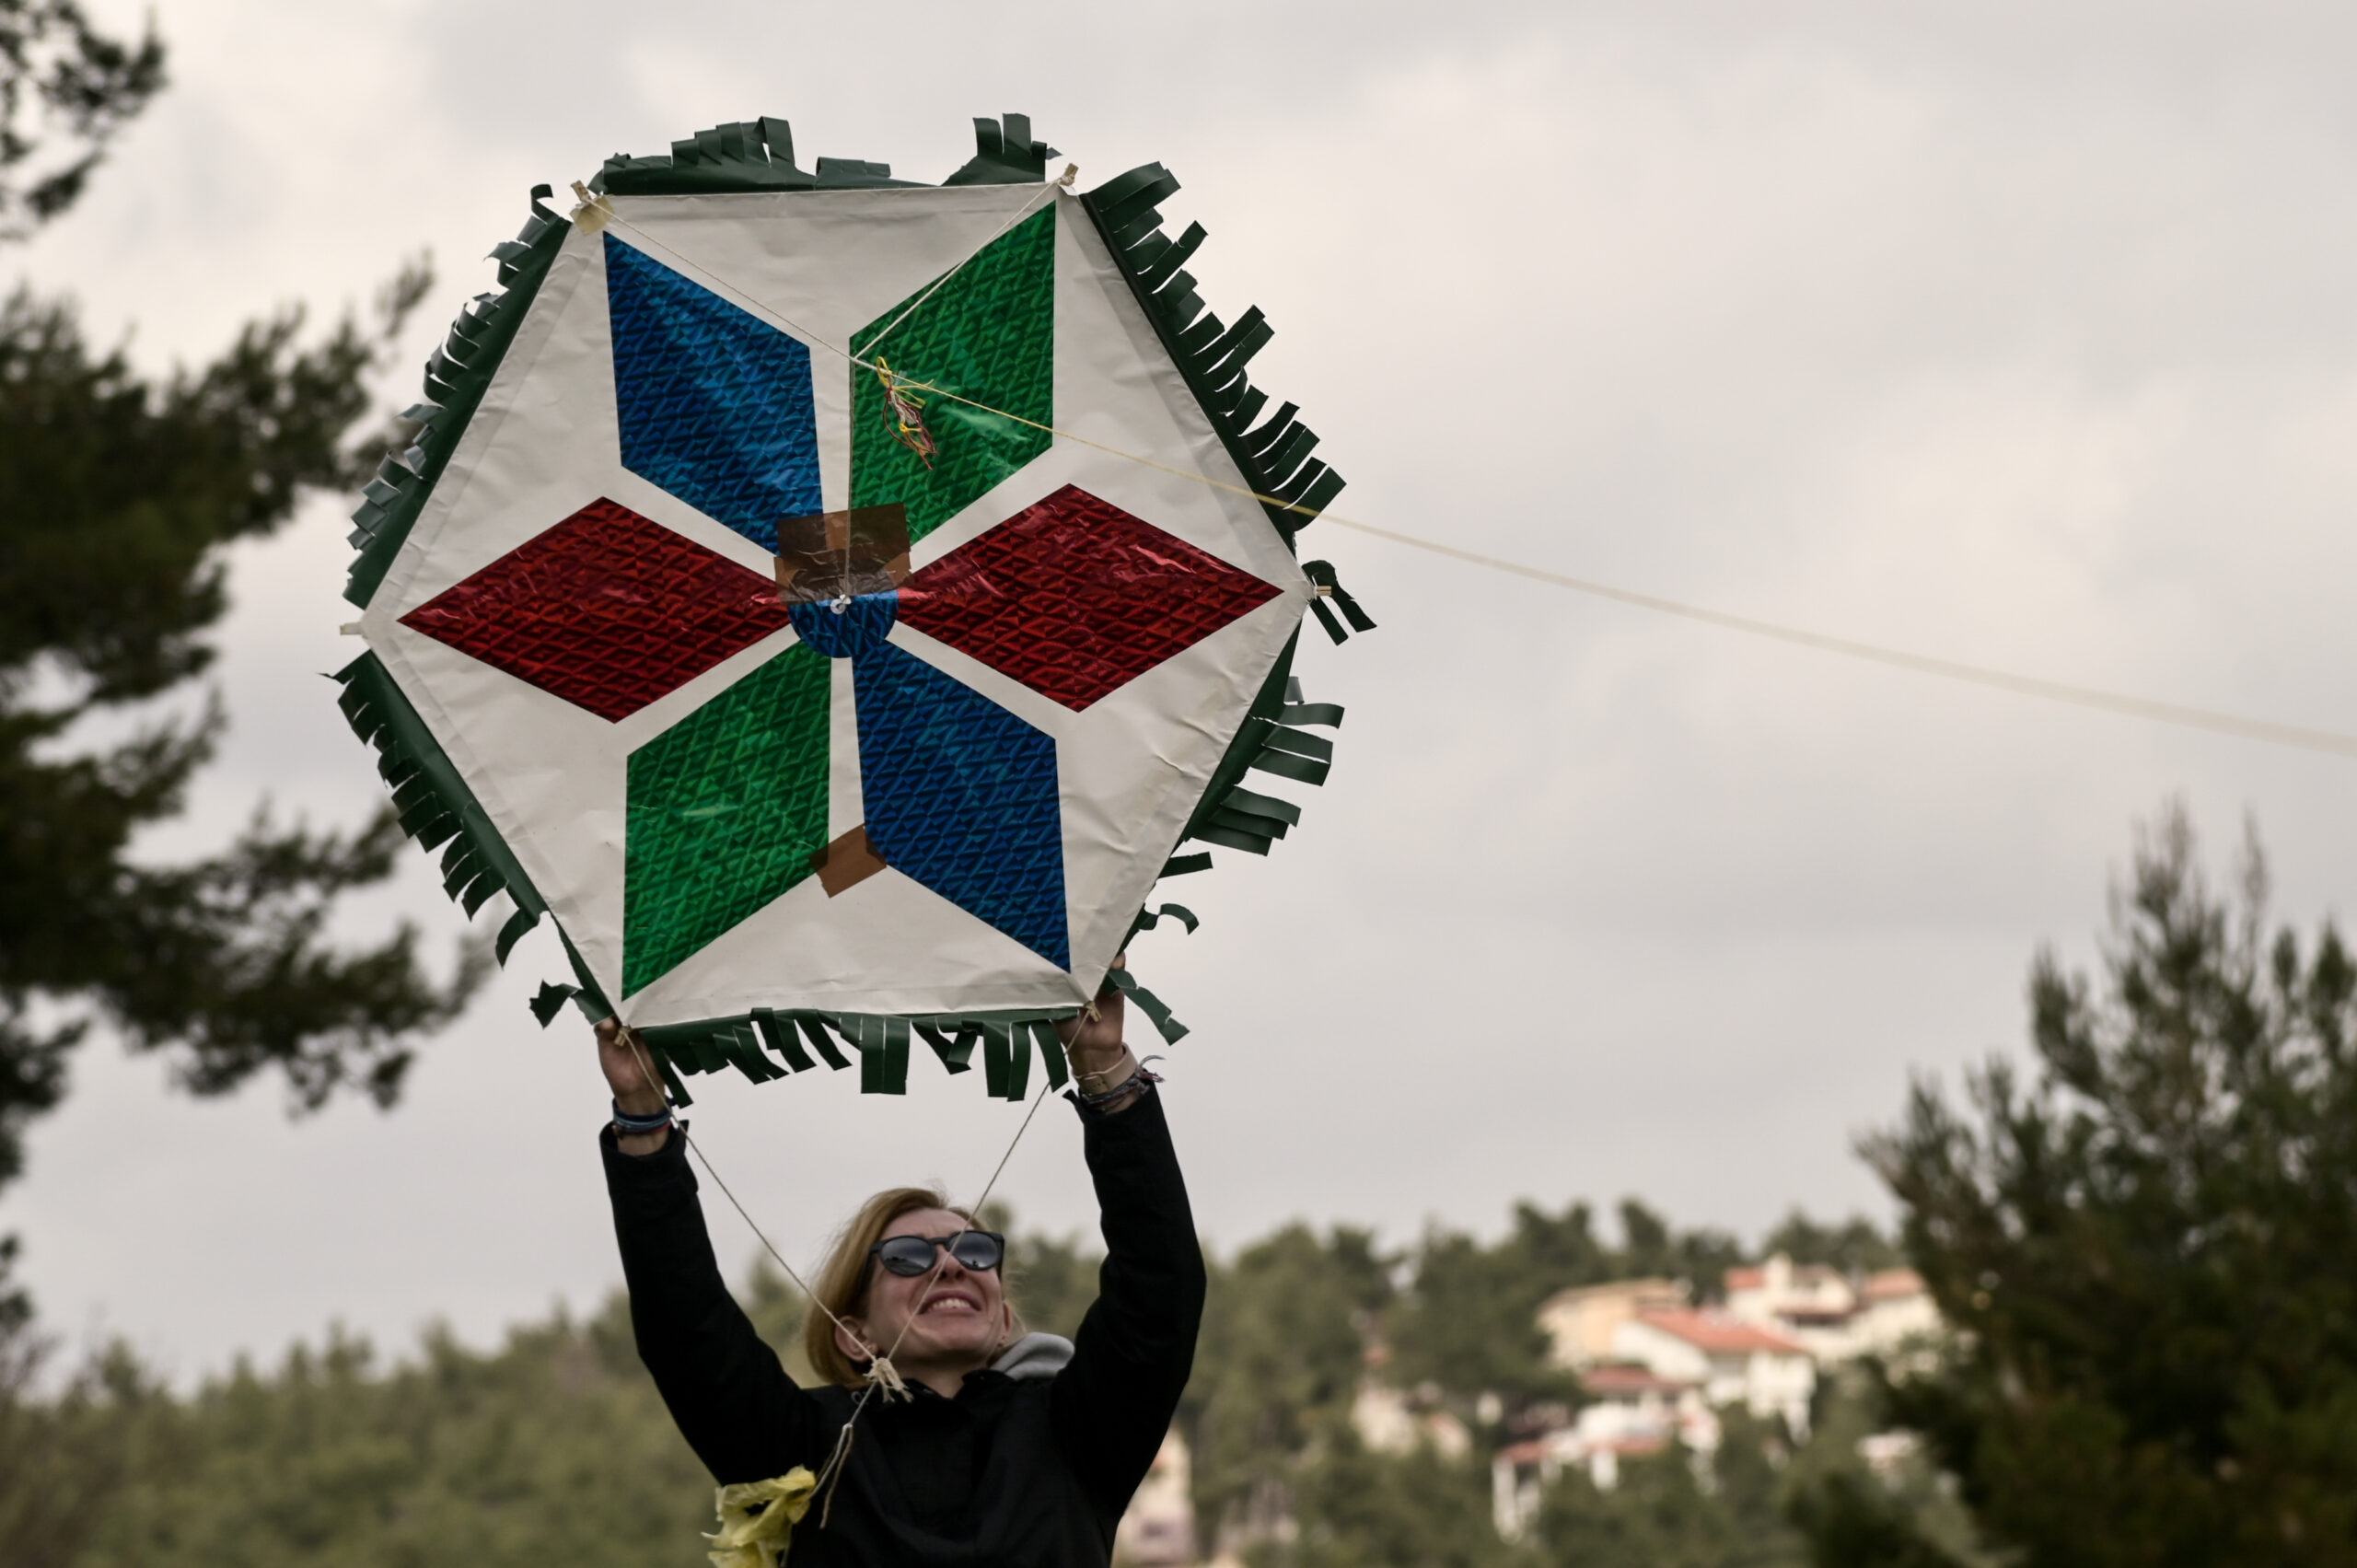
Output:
[611,1099,675,1135]
[1072,1064,1161,1110]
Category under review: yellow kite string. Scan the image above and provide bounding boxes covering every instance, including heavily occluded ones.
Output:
[594,193,2357,764]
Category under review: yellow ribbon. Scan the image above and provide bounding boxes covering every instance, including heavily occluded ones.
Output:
[705,1467,818,1568]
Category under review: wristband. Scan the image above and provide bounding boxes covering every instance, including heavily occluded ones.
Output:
[1072,1064,1160,1110]
[611,1099,675,1135]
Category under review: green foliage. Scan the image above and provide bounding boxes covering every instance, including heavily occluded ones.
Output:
[1826,804,2357,1567]
[1759,1213,1903,1276]
[1530,1419,1805,1568]
[1782,1367,1987,1568]
[1784,1472,1969,1568]
[0,1299,718,1568]
[1384,1205,1594,1403]
[1614,1201,1747,1303]
[1265,1433,1503,1568]
[1004,1222,1100,1342]
[1179,1225,1394,1549]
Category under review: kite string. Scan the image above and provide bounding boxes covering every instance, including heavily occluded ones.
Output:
[593,194,2357,762]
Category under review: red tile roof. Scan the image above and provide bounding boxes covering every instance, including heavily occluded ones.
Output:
[1864,1268,1926,1302]
[1633,1309,1808,1356]
[1581,1364,1693,1397]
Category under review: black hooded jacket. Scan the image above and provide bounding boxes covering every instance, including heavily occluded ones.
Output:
[603,1088,1205,1567]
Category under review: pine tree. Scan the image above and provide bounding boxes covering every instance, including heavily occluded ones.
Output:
[1804,804,2357,1566]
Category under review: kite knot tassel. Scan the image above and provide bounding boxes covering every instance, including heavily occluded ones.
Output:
[1055,162,1078,189]
[863,1354,912,1402]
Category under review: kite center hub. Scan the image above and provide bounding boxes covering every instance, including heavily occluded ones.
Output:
[770,502,911,657]
[773,503,911,657]
[785,591,897,657]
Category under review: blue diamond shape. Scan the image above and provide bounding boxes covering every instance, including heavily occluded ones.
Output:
[605,233,820,551]
[852,641,1067,968]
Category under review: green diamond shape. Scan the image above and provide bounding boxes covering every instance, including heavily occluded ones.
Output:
[624,643,831,993]
[850,204,1056,545]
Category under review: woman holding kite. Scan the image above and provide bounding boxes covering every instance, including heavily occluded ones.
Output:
[596,970,1203,1568]
[331,106,1357,1568]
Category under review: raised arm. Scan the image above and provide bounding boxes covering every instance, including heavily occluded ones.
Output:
[598,1019,834,1482]
[1050,980,1210,1516]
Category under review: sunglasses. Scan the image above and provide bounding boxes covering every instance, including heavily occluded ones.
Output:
[868,1230,1006,1278]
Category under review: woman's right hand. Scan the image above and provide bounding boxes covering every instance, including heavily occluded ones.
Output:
[597,1017,672,1153]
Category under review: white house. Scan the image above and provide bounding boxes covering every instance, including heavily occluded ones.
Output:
[1724,1255,1942,1364]
[1851,1268,1941,1358]
[1609,1309,1816,1436]
[1725,1255,1855,1318]
[1490,1364,1721,1539]
[1536,1277,1689,1369]
[1500,1263,1943,1542]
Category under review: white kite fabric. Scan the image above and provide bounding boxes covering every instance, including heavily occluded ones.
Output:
[333,116,1370,1101]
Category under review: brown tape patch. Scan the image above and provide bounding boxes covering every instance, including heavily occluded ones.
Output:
[810,824,888,896]
[775,504,911,604]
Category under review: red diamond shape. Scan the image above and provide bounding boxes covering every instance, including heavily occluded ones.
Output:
[400,497,789,722]
[897,484,1282,712]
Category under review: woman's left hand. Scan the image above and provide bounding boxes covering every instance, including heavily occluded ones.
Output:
[1057,957,1132,1092]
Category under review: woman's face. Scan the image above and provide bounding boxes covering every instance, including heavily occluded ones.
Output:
[838,1206,1014,1376]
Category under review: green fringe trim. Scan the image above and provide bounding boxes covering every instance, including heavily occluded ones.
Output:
[331,652,550,966]
[1073,152,1367,930]
[1078,164,1349,547]
[343,186,568,609]
[527,998,1096,1107]
[1170,630,1348,861]
[589,113,1060,197]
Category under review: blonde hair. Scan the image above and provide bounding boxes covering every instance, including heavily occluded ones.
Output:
[803,1186,1022,1388]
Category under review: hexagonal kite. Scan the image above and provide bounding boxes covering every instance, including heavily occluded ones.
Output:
[333,115,1373,1101]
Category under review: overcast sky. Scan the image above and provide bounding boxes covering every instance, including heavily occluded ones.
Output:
[11,0,2357,1383]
